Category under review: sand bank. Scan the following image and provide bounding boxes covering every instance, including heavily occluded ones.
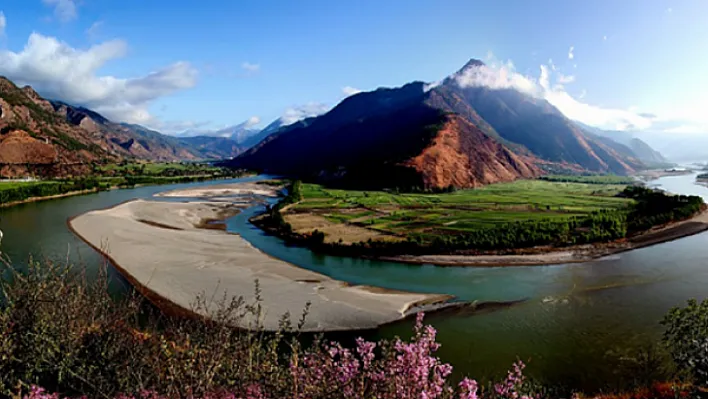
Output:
[69,195,455,332]
[156,182,281,198]
[383,209,708,267]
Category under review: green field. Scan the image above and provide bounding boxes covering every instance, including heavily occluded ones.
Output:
[97,161,223,176]
[291,180,633,236]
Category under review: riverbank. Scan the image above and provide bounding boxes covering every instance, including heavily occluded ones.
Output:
[383,207,708,266]
[0,187,100,208]
[68,186,459,332]
[0,175,247,209]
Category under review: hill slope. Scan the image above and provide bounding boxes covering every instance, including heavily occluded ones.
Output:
[0,77,112,177]
[227,59,648,188]
[229,81,541,189]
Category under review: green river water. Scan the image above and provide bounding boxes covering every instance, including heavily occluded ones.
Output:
[1,173,707,391]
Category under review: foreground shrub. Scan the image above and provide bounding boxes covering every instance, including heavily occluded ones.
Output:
[662,299,708,387]
[1,259,548,399]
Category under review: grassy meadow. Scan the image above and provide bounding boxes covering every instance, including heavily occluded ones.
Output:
[287,179,634,240]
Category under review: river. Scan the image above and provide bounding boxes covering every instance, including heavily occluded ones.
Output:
[1,173,707,391]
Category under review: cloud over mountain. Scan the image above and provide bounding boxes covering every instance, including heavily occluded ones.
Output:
[281,102,329,125]
[453,54,660,132]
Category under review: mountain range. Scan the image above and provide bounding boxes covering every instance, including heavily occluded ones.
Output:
[1,58,670,184]
[0,77,255,177]
[226,59,667,189]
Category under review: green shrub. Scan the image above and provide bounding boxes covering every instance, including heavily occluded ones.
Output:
[661,299,708,386]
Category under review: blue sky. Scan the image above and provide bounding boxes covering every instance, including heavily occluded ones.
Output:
[0,0,706,135]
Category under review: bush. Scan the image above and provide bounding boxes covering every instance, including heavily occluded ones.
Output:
[0,259,553,399]
[661,299,708,386]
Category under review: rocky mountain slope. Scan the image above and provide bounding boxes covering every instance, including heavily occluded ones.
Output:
[227,59,656,189]
[0,78,111,177]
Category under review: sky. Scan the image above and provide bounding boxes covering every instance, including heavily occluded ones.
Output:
[0,0,707,135]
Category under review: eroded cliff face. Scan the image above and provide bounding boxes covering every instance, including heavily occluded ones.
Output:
[403,115,541,188]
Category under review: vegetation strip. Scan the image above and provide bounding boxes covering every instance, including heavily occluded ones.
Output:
[0,161,250,207]
[254,179,706,263]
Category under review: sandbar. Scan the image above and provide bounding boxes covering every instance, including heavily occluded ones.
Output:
[69,191,455,332]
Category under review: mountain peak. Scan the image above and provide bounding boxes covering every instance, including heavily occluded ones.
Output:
[459,58,485,72]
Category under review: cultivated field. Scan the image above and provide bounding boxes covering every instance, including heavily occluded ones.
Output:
[283,180,634,243]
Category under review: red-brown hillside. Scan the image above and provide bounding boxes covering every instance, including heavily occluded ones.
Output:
[403,115,540,188]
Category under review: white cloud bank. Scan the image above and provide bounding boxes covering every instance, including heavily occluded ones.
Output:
[0,32,198,126]
[42,0,77,22]
[451,52,703,132]
[568,46,574,60]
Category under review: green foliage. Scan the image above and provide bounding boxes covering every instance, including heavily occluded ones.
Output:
[540,174,636,185]
[266,181,704,257]
[661,299,708,386]
[0,178,103,204]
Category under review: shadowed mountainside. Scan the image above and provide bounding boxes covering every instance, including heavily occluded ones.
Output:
[226,59,655,189]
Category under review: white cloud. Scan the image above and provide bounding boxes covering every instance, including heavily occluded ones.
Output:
[245,115,260,127]
[667,7,673,13]
[0,12,6,36]
[452,52,656,131]
[241,62,260,73]
[281,102,329,125]
[557,73,575,84]
[342,86,362,97]
[0,32,198,125]
[86,21,103,40]
[568,46,574,60]
[603,35,608,41]
[454,56,539,95]
[42,0,77,22]
[423,81,441,92]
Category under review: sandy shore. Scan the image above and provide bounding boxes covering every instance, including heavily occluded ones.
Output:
[69,187,456,332]
[384,209,708,267]
[156,182,281,198]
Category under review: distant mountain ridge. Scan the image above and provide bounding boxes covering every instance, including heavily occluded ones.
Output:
[226,59,662,189]
[574,121,669,166]
[51,102,245,161]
